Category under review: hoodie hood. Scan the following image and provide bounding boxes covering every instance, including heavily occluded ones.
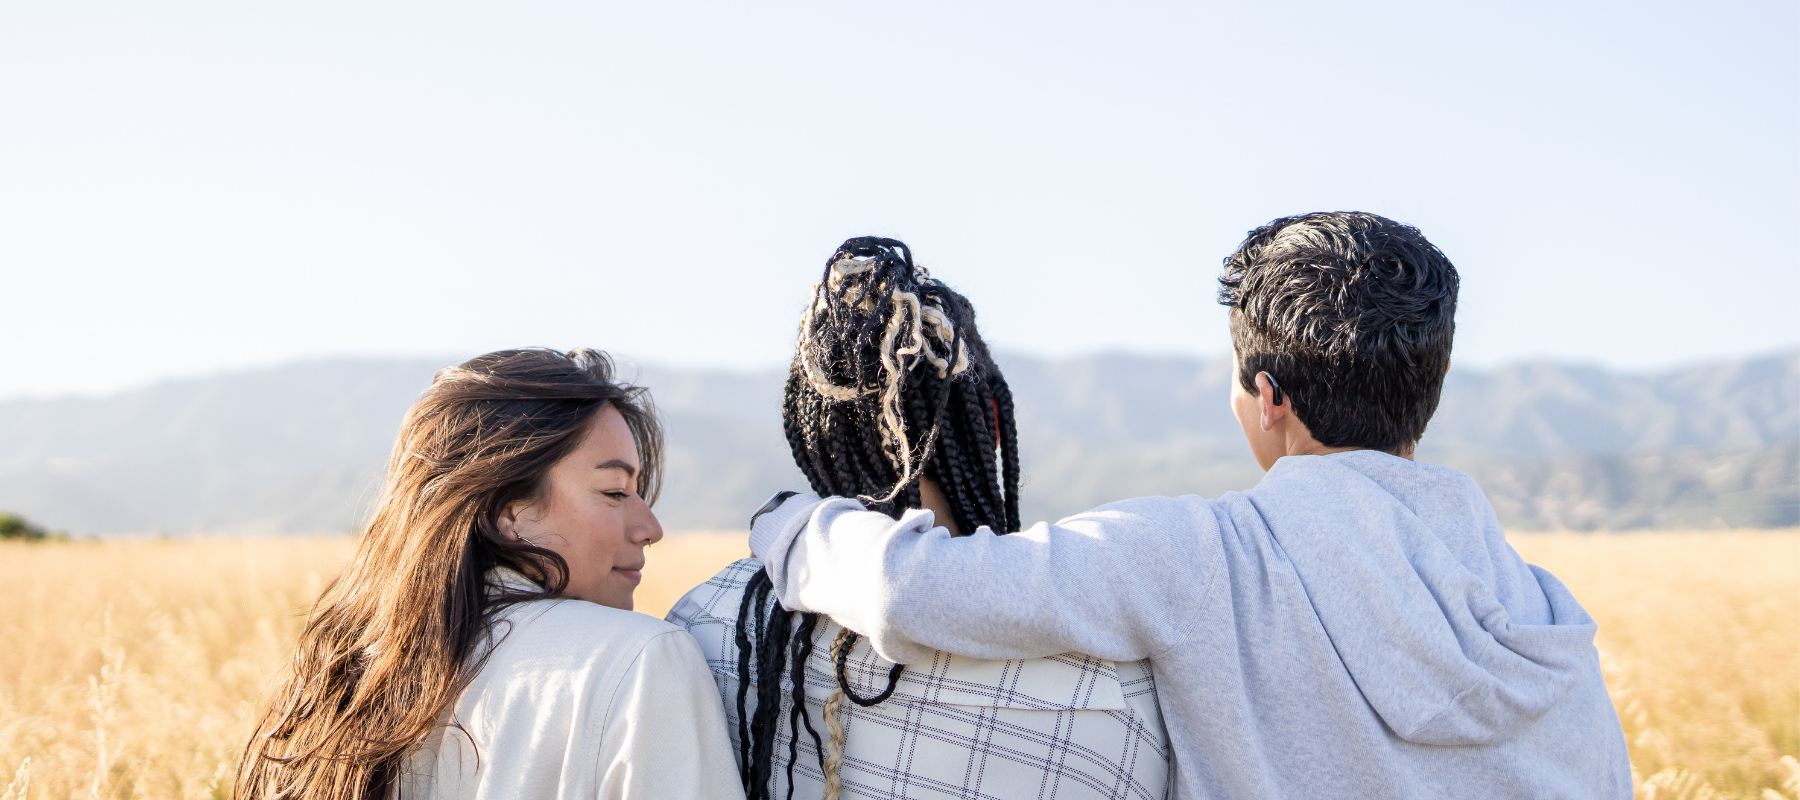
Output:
[1238,450,1599,746]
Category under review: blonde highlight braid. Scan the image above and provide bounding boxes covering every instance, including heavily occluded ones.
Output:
[820,628,857,800]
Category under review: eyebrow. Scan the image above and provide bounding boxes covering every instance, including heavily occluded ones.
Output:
[594,459,638,478]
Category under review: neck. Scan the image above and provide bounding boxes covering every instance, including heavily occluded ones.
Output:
[917,476,963,536]
[1286,437,1414,461]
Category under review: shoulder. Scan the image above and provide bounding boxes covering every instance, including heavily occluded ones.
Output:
[487,597,684,673]
[1411,460,1495,510]
[522,595,681,637]
[665,558,765,671]
[452,601,701,740]
[666,557,763,629]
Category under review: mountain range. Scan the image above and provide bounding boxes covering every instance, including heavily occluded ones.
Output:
[0,349,1792,534]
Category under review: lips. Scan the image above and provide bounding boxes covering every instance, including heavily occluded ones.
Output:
[613,566,643,584]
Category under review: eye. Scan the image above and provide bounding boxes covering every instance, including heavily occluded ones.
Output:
[604,490,630,501]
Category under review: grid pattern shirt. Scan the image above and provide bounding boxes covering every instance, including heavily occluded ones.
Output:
[669,558,1171,800]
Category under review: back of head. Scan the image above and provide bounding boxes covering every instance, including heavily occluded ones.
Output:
[1218,212,1459,453]
[733,238,1023,800]
[238,347,660,800]
[783,236,1021,534]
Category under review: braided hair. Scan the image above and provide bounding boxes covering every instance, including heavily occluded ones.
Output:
[734,237,1022,800]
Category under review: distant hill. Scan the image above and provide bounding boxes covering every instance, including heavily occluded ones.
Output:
[1001,351,1798,529]
[0,350,1792,533]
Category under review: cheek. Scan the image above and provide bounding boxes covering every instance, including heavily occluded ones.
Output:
[1229,386,1253,422]
[578,497,631,552]
[541,495,615,556]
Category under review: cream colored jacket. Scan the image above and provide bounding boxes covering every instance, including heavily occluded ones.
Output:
[397,570,745,800]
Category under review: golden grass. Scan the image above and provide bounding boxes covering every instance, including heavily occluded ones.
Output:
[635,531,749,619]
[1509,532,1800,799]
[0,531,1792,799]
[0,538,352,800]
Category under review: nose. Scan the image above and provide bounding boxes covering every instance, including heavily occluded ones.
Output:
[628,495,664,547]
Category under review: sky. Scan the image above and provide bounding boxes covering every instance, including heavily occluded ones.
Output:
[3,0,1796,399]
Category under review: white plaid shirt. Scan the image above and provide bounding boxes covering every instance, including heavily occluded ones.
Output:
[669,558,1171,800]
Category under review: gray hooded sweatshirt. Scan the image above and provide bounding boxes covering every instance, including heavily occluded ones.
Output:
[749,450,1631,800]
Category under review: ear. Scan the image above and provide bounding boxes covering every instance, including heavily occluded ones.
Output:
[494,501,524,541]
[1254,372,1289,432]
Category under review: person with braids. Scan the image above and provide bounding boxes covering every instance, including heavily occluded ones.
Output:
[236,348,743,800]
[668,238,1170,800]
[746,214,1633,800]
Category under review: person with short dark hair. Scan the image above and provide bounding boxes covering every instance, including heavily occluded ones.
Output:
[1221,211,1457,458]
[745,214,1632,799]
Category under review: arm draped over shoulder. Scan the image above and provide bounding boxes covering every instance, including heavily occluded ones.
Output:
[750,494,1222,665]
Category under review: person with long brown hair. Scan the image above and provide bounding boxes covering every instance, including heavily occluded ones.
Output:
[236,348,743,800]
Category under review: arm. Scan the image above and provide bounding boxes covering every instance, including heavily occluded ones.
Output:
[597,631,746,800]
[749,494,1221,665]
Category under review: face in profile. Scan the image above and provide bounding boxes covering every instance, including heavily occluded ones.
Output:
[497,405,663,609]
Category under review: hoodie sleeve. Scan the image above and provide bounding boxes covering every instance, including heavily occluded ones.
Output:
[749,493,1221,665]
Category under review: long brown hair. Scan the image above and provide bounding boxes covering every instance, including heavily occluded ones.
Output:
[235,348,662,800]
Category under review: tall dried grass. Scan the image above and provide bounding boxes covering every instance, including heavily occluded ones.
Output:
[1510,532,1800,799]
[0,531,1791,799]
[0,538,351,800]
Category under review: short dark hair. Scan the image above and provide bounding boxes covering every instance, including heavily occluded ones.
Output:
[1217,212,1458,453]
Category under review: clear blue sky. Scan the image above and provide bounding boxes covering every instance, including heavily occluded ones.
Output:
[3,0,1795,398]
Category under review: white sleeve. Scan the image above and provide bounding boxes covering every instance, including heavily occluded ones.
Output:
[597,631,746,800]
[749,493,1220,665]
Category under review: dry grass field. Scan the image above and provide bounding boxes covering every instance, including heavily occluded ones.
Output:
[0,531,1793,799]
